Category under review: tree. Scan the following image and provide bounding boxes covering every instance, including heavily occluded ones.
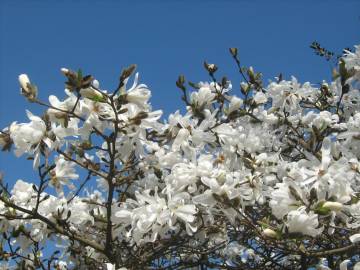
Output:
[0,44,360,270]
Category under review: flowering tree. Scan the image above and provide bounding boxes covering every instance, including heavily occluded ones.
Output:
[1,44,360,270]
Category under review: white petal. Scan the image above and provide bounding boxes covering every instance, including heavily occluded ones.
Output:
[349,233,360,243]
[340,260,350,270]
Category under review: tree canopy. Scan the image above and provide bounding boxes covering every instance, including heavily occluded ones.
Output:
[1,44,360,270]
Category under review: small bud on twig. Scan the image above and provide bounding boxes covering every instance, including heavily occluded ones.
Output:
[262,228,278,239]
[229,48,238,58]
[19,74,37,101]
[322,201,343,212]
[176,75,186,91]
[120,64,137,82]
[204,61,218,74]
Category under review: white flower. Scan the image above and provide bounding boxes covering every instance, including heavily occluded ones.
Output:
[172,128,190,151]
[227,96,243,113]
[9,110,49,168]
[50,156,79,194]
[253,91,267,104]
[190,86,215,107]
[11,179,35,204]
[302,111,338,130]
[10,111,46,152]
[168,192,197,224]
[266,76,314,114]
[286,207,323,237]
[125,73,151,108]
[270,182,305,219]
[47,91,78,125]
[67,197,93,226]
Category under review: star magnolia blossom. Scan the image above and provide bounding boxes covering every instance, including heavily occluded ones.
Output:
[9,110,53,168]
[1,45,360,269]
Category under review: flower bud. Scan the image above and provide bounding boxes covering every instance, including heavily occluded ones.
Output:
[0,129,12,151]
[247,66,255,82]
[262,228,277,238]
[60,68,69,75]
[322,201,343,212]
[229,47,238,58]
[240,82,249,95]
[92,79,100,89]
[19,74,31,92]
[204,61,218,74]
[19,74,37,101]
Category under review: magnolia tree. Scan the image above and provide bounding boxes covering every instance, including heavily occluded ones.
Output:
[0,44,360,270]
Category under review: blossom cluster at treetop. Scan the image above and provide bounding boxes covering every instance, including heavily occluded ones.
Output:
[0,45,360,269]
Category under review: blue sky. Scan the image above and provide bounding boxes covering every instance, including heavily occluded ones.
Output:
[0,0,359,184]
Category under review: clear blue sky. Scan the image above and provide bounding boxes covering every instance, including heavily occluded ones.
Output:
[0,0,359,184]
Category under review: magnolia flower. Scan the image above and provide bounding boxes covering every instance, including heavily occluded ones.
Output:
[50,156,79,194]
[190,86,215,107]
[285,207,323,237]
[302,111,338,130]
[167,192,197,224]
[172,128,190,151]
[193,168,253,214]
[227,96,243,113]
[47,91,78,126]
[299,137,354,203]
[125,73,151,108]
[253,91,267,104]
[78,100,112,139]
[9,110,51,168]
[115,188,197,243]
[266,76,313,114]
[270,182,306,219]
[67,197,94,226]
[11,179,35,204]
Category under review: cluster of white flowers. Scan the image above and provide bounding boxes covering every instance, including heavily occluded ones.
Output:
[1,45,360,269]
